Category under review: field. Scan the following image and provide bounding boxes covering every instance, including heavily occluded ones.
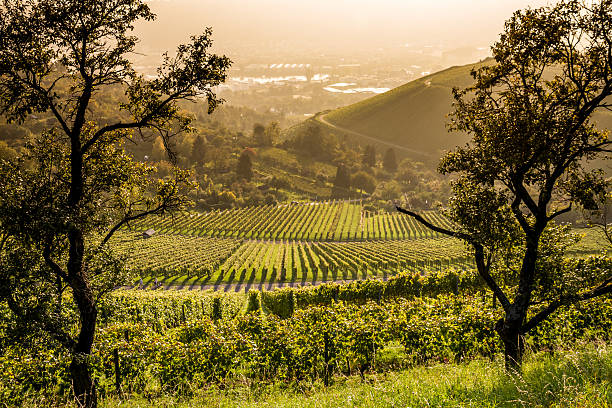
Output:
[124,202,451,241]
[114,202,471,288]
[113,201,609,290]
[99,346,612,408]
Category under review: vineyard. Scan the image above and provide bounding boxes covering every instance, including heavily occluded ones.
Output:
[124,201,452,241]
[111,201,610,290]
[112,231,471,288]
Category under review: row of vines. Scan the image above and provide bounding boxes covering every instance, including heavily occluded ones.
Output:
[111,231,472,285]
[124,201,453,241]
[3,292,611,404]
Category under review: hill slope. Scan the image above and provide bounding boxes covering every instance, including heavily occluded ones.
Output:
[290,58,612,167]
[321,59,493,158]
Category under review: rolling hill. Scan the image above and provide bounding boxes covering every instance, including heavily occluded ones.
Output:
[286,58,612,169]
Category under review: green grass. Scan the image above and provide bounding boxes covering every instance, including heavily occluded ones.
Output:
[98,344,612,408]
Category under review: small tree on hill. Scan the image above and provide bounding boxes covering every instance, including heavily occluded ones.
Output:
[362,145,376,167]
[397,0,612,369]
[0,1,231,406]
[237,151,253,181]
[352,171,377,194]
[264,121,280,146]
[191,135,207,165]
[383,147,398,172]
[332,164,351,198]
[295,124,337,161]
[253,123,266,145]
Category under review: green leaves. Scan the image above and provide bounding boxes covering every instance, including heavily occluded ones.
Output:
[439,0,612,354]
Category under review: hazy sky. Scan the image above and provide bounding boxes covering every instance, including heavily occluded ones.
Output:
[137,0,560,54]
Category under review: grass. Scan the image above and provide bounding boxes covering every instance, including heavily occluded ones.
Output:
[96,344,612,408]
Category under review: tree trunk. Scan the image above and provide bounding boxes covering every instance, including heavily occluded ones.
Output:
[70,278,98,408]
[70,353,97,408]
[495,316,525,371]
[68,229,98,408]
[496,230,541,371]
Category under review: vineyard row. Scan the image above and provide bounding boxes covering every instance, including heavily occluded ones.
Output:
[124,202,455,241]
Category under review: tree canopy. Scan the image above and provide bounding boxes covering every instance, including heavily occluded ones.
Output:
[237,150,254,181]
[397,0,612,369]
[383,147,398,173]
[0,0,231,406]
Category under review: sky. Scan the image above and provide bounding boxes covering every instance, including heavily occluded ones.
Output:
[136,0,560,54]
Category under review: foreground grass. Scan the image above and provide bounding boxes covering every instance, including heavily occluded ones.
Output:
[99,344,612,408]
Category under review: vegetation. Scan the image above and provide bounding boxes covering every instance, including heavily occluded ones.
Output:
[97,346,612,407]
[0,0,231,406]
[125,204,457,241]
[1,285,610,406]
[113,200,608,288]
[382,148,398,173]
[398,0,612,369]
[237,150,254,181]
[0,0,610,406]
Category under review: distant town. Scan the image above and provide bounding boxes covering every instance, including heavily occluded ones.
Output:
[131,43,491,119]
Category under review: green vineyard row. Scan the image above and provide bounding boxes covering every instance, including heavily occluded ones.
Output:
[111,231,472,286]
[124,201,454,241]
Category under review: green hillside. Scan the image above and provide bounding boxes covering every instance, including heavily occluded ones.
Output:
[293,59,612,166]
[322,60,493,158]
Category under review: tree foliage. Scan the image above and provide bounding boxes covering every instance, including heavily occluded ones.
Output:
[362,145,376,167]
[0,0,230,406]
[383,148,398,173]
[191,135,207,165]
[332,164,351,198]
[237,151,253,181]
[398,0,612,369]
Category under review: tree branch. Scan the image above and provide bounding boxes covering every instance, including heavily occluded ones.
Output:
[395,205,471,241]
[100,204,169,247]
[547,204,572,222]
[43,244,69,281]
[82,90,183,153]
[474,243,511,312]
[521,280,612,334]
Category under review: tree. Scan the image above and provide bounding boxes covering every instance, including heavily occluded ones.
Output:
[253,123,266,145]
[362,145,376,167]
[264,121,280,146]
[237,150,253,181]
[294,124,337,161]
[0,1,231,406]
[397,0,612,369]
[383,147,398,172]
[352,171,377,194]
[191,135,207,165]
[332,164,351,198]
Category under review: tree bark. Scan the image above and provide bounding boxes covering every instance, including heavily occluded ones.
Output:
[68,227,98,407]
[495,317,524,371]
[496,232,541,371]
[69,269,98,407]
[70,353,97,408]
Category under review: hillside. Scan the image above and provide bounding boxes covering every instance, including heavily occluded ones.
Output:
[287,58,612,169]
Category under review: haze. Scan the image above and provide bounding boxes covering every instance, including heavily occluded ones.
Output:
[138,0,560,56]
